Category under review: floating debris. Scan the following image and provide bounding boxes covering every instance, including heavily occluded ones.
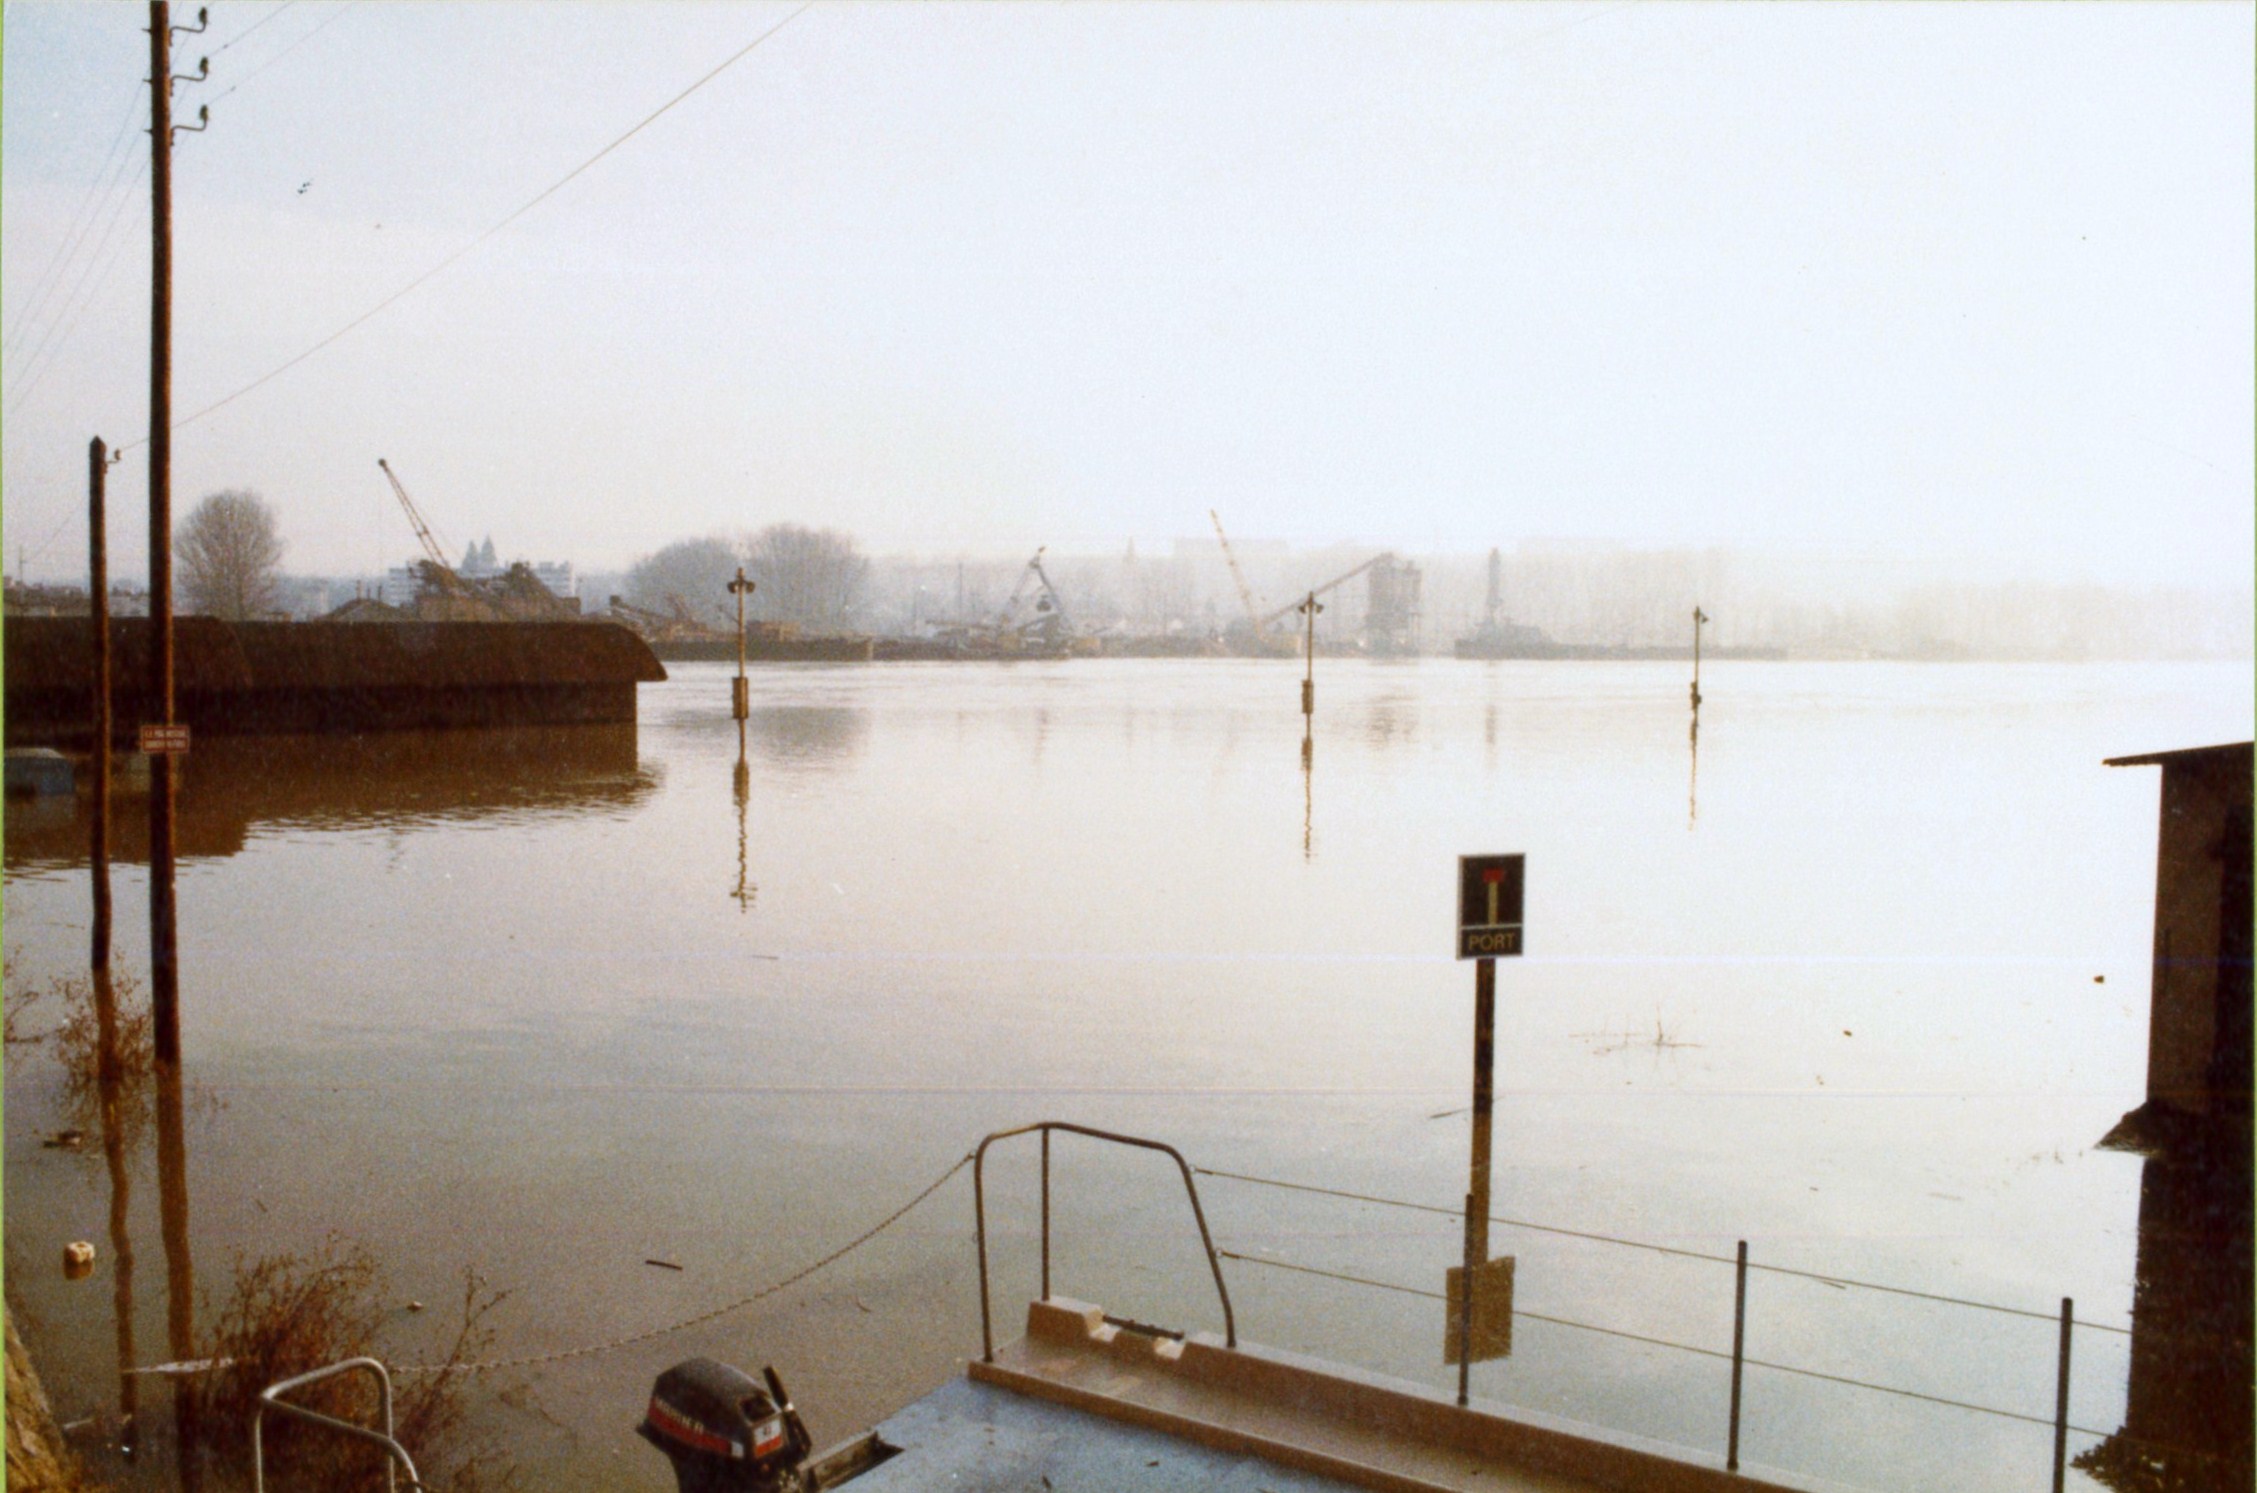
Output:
[63,1240,96,1278]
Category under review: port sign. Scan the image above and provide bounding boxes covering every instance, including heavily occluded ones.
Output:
[138,723,191,756]
[1456,854,1523,959]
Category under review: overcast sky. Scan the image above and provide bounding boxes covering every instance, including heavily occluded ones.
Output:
[4,2,2250,586]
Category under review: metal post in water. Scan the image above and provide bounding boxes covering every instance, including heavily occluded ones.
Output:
[1728,1239,1747,1471]
[1468,957,1496,1263]
[729,568,754,722]
[1298,591,1321,723]
[1456,1191,1476,1408]
[2052,1297,2073,1493]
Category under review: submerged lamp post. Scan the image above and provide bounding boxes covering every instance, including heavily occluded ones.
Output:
[1297,592,1322,718]
[728,569,755,722]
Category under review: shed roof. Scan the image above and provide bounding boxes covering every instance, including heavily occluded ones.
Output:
[2104,741,2254,770]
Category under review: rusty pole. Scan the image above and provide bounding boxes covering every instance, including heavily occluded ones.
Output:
[148,9,200,1486]
[147,0,179,1066]
[89,438,114,982]
[1467,956,1496,1264]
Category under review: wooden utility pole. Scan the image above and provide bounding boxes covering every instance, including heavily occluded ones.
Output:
[149,9,205,1487]
[148,0,179,1065]
[89,438,114,985]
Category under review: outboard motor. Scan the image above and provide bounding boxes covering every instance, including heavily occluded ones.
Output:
[639,1358,814,1493]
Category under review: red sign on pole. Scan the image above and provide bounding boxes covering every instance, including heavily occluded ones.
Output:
[138,723,191,755]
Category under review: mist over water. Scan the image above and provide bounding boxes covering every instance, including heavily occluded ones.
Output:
[5,658,2248,1491]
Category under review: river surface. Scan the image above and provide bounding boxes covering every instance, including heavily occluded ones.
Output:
[5,658,2249,1491]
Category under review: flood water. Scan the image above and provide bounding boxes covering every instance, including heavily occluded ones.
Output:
[6,658,2249,1491]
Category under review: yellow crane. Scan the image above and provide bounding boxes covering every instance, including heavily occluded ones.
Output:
[376,458,499,618]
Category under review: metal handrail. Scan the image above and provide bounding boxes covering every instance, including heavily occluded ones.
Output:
[973,1121,1235,1361]
[253,1355,425,1493]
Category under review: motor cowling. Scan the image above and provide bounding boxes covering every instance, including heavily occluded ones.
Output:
[638,1358,813,1493]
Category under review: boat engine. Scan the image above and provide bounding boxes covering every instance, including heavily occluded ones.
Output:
[639,1358,814,1493]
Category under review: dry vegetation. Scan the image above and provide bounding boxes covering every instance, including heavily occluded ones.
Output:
[183,1239,520,1493]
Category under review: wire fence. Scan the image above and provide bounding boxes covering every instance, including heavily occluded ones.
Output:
[1195,1166,2131,1336]
[1196,1164,2239,1487]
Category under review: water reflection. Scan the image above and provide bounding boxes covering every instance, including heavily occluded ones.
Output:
[1300,724,1315,862]
[93,966,139,1457]
[732,725,757,913]
[4,726,654,871]
[2078,1142,2253,1492]
[743,706,868,770]
[1363,694,1416,752]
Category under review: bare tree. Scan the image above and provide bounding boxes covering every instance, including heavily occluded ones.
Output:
[741,524,868,631]
[177,489,285,620]
[625,536,741,624]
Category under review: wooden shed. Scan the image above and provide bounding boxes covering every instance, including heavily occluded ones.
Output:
[2102,740,2253,1151]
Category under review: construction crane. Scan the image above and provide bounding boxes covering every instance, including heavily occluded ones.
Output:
[1254,553,1386,631]
[1209,510,1267,639]
[375,458,498,617]
[993,547,1073,651]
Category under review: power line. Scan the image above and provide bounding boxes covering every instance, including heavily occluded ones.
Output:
[122,1,815,453]
[202,0,355,110]
[210,0,301,56]
[6,160,150,419]
[3,86,146,364]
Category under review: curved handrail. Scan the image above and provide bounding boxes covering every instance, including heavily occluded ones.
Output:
[973,1121,1235,1361]
[253,1355,424,1493]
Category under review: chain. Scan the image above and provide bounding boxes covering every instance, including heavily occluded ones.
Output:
[395,1153,972,1376]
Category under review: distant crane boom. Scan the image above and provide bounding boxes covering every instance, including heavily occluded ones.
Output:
[1255,553,1385,629]
[1209,511,1265,633]
[376,458,454,575]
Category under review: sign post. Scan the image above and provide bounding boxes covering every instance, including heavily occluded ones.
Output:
[1449,853,1524,1394]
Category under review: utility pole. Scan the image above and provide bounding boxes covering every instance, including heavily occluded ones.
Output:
[89,437,114,995]
[148,9,208,1487]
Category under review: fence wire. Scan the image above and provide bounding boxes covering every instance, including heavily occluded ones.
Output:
[1221,1248,2139,1443]
[1196,1166,2131,1336]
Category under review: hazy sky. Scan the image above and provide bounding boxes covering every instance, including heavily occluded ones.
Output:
[4,2,2251,586]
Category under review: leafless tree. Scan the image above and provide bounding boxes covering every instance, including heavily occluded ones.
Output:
[625,536,741,624]
[742,524,868,631]
[177,489,285,620]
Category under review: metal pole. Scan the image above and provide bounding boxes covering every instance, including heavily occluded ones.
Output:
[1300,592,1318,719]
[1456,1191,1476,1407]
[1468,956,1495,1263]
[1728,1240,1747,1471]
[729,569,752,721]
[2052,1297,2072,1493]
[1040,1126,1051,1301]
[974,1153,993,1363]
